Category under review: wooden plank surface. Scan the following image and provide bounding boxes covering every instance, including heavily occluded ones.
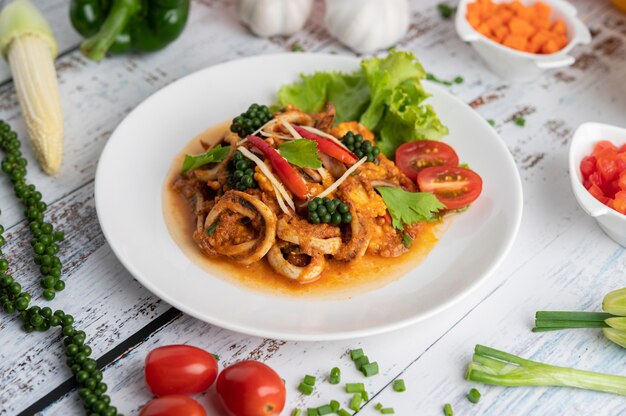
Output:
[0,0,624,415]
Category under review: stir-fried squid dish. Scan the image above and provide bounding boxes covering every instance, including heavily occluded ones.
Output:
[173,103,482,285]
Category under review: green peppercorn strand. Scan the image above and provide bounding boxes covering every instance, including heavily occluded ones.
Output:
[227,151,258,191]
[340,131,380,163]
[0,121,66,299]
[307,197,352,225]
[0,121,122,415]
[230,103,274,138]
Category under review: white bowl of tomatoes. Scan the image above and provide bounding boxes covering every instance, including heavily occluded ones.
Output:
[569,122,626,247]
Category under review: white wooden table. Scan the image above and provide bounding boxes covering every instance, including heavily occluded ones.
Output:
[1,1,625,415]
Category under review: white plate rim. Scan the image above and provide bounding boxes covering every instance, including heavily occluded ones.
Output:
[95,53,523,341]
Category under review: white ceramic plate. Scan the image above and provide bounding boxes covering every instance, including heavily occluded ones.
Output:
[95,53,523,341]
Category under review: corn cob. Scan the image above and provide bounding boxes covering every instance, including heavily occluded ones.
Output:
[0,0,63,175]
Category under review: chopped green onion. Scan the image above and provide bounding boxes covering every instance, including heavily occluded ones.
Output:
[454,76,464,84]
[443,403,453,416]
[211,353,219,360]
[298,382,314,395]
[317,405,333,415]
[206,222,218,236]
[337,410,351,416]
[362,362,379,377]
[346,382,365,393]
[487,119,496,126]
[515,117,526,127]
[467,388,481,403]
[361,391,369,401]
[330,400,340,412]
[307,408,318,416]
[375,403,383,410]
[437,2,456,19]
[329,367,341,384]
[349,393,363,412]
[354,355,370,370]
[350,348,364,360]
[304,374,316,386]
[393,379,406,392]
[291,409,302,416]
[381,408,395,414]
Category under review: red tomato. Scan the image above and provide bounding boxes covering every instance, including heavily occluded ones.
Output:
[139,395,206,416]
[614,191,626,214]
[619,171,626,192]
[580,156,596,179]
[588,184,609,204]
[216,361,286,416]
[395,140,459,180]
[417,166,483,210]
[145,345,218,396]
[597,157,619,184]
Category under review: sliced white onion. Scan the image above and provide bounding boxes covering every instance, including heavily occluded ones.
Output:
[253,118,278,136]
[315,157,368,200]
[259,130,295,141]
[279,118,302,139]
[238,146,295,213]
[272,183,291,216]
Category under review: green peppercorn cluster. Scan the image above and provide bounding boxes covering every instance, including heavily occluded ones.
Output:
[341,131,380,163]
[230,104,273,138]
[228,151,258,191]
[307,197,352,225]
[0,121,121,416]
[0,121,65,300]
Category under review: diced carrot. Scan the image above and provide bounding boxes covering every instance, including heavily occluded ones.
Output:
[552,19,566,34]
[497,9,514,24]
[541,39,559,54]
[526,40,542,53]
[509,1,525,15]
[485,15,503,30]
[467,14,482,29]
[476,23,493,38]
[467,3,481,16]
[509,17,536,37]
[555,35,568,48]
[502,34,528,51]
[533,15,551,30]
[530,30,551,46]
[533,2,552,18]
[493,25,510,42]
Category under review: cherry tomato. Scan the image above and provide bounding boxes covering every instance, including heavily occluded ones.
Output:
[216,361,286,416]
[417,166,483,210]
[145,345,218,396]
[139,395,206,416]
[395,140,459,180]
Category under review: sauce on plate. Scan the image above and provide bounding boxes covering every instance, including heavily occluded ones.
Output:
[162,122,445,299]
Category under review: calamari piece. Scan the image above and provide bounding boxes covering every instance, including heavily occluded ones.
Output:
[276,217,342,255]
[199,190,277,265]
[267,241,325,284]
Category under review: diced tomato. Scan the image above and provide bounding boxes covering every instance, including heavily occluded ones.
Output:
[588,171,602,188]
[594,140,617,155]
[619,171,626,192]
[619,143,626,153]
[597,156,619,183]
[613,191,626,214]
[580,156,596,179]
[588,183,609,204]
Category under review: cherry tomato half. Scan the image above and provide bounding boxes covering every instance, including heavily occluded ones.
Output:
[145,345,218,396]
[417,166,483,210]
[216,361,286,416]
[139,395,206,416]
[395,140,459,180]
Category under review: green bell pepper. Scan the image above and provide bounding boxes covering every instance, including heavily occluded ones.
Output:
[70,0,190,61]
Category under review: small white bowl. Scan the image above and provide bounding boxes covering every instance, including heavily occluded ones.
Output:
[569,122,626,247]
[455,0,591,80]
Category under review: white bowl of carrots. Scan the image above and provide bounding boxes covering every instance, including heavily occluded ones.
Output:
[455,0,591,80]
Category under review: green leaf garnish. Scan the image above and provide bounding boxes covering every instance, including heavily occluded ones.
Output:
[278,139,322,169]
[401,234,413,248]
[375,187,445,230]
[181,145,230,174]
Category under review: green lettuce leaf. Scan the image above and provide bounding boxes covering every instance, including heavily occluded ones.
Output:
[275,50,448,157]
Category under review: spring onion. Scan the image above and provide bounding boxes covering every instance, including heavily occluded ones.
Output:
[362,362,379,377]
[361,391,369,401]
[304,374,316,386]
[393,379,406,392]
[307,408,318,416]
[381,408,395,414]
[330,400,340,412]
[298,382,314,395]
[443,403,453,416]
[329,367,341,384]
[375,403,383,410]
[349,393,362,411]
[467,388,481,403]
[354,355,369,370]
[317,404,333,415]
[350,348,364,360]
[466,344,626,395]
[291,409,302,416]
[534,287,626,348]
[337,410,351,416]
[346,382,365,393]
[515,117,526,127]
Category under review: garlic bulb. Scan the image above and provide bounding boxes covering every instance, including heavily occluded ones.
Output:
[237,0,314,37]
[325,0,410,53]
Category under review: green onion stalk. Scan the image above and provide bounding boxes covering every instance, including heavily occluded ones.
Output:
[533,287,626,348]
[466,345,626,395]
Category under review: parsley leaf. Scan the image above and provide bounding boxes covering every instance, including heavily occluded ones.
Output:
[181,144,231,174]
[278,139,322,169]
[376,187,445,230]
